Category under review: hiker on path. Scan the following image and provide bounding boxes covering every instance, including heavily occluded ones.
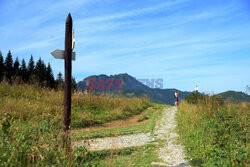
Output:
[174,90,178,106]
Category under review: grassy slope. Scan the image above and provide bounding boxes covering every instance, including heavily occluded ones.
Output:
[176,100,249,166]
[0,83,153,166]
[0,83,152,129]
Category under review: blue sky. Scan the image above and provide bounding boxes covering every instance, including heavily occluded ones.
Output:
[0,0,249,93]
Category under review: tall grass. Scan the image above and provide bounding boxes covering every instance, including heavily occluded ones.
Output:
[176,95,249,166]
[72,93,151,128]
[0,82,152,166]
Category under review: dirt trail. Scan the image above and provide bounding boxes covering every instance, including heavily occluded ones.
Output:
[73,108,152,131]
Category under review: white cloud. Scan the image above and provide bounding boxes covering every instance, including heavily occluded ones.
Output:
[13,37,59,52]
[76,0,191,24]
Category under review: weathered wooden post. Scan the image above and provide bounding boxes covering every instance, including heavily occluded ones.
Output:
[64,13,72,132]
[50,13,75,156]
[51,13,76,131]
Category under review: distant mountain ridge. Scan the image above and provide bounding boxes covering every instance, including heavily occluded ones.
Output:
[77,73,190,105]
[77,73,250,105]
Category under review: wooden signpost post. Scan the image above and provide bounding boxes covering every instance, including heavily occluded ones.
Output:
[50,13,75,154]
[51,13,75,132]
[64,13,73,132]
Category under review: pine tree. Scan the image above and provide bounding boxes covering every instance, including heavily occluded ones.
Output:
[20,59,27,82]
[57,72,63,82]
[0,51,4,81]
[28,55,35,79]
[46,63,55,88]
[34,58,47,86]
[34,58,42,84]
[13,57,20,76]
[5,50,13,81]
[56,72,64,89]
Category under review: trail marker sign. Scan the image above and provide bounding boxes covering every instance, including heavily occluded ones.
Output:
[51,49,76,61]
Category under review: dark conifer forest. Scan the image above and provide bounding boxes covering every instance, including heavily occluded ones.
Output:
[0,50,76,89]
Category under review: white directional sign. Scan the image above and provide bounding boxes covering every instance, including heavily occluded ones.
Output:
[50,49,76,61]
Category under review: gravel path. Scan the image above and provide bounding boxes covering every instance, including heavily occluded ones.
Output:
[74,132,153,151]
[153,107,190,167]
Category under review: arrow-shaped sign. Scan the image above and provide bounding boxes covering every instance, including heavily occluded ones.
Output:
[50,49,76,61]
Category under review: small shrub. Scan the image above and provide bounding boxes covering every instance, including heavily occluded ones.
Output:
[184,92,207,104]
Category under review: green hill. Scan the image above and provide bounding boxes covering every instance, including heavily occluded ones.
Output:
[218,91,250,102]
